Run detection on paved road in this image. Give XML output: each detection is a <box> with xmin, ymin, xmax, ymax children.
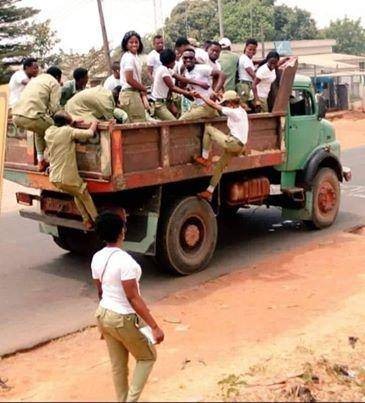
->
<box><xmin>0</xmin><ymin>147</ymin><xmax>364</xmax><ymax>356</ymax></box>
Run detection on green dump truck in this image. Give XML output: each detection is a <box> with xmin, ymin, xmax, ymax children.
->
<box><xmin>4</xmin><ymin>59</ymin><xmax>351</xmax><ymax>275</ymax></box>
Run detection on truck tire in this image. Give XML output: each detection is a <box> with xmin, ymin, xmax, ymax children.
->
<box><xmin>156</xmin><ymin>196</ymin><xmax>218</xmax><ymax>275</ymax></box>
<box><xmin>305</xmin><ymin>168</ymin><xmax>340</xmax><ymax>229</ymax></box>
<box><xmin>53</xmin><ymin>227</ymin><xmax>101</xmax><ymax>255</ymax></box>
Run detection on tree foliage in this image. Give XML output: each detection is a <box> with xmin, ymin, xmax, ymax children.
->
<box><xmin>31</xmin><ymin>19</ymin><xmax>60</xmax><ymax>66</ymax></box>
<box><xmin>162</xmin><ymin>0</ymin><xmax>319</xmax><ymax>44</ymax></box>
<box><xmin>322</xmin><ymin>17</ymin><xmax>365</xmax><ymax>55</ymax></box>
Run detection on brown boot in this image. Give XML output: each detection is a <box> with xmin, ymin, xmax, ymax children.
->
<box><xmin>37</xmin><ymin>160</ymin><xmax>49</xmax><ymax>172</ymax></box>
<box><xmin>193</xmin><ymin>156</ymin><xmax>211</xmax><ymax>168</ymax></box>
<box><xmin>197</xmin><ymin>190</ymin><xmax>213</xmax><ymax>202</ymax></box>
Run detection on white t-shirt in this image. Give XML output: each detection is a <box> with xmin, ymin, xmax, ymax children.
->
<box><xmin>238</xmin><ymin>54</ymin><xmax>255</xmax><ymax>82</ymax></box>
<box><xmin>208</xmin><ymin>59</ymin><xmax>222</xmax><ymax>71</ymax></box>
<box><xmin>103</xmin><ymin>74</ymin><xmax>120</xmax><ymax>91</ymax></box>
<box><xmin>194</xmin><ymin>48</ymin><xmax>209</xmax><ymax>64</ymax></box>
<box><xmin>151</xmin><ymin>65</ymin><xmax>173</xmax><ymax>100</ymax></box>
<box><xmin>185</xmin><ymin>64</ymin><xmax>213</xmax><ymax>106</ymax></box>
<box><xmin>91</xmin><ymin>247</ymin><xmax>142</xmax><ymax>315</ymax></box>
<box><xmin>147</xmin><ymin>49</ymin><xmax>162</xmax><ymax>76</ymax></box>
<box><xmin>221</xmin><ymin>106</ymin><xmax>249</xmax><ymax>144</ymax></box>
<box><xmin>9</xmin><ymin>70</ymin><xmax>29</xmax><ymax>108</ymax></box>
<box><xmin>256</xmin><ymin>63</ymin><xmax>276</xmax><ymax>99</ymax></box>
<box><xmin>120</xmin><ymin>52</ymin><xmax>142</xmax><ymax>90</ymax></box>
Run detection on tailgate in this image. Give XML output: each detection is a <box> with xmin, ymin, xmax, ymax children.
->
<box><xmin>5</xmin><ymin>120</ymin><xmax>112</xmax><ymax>180</ymax></box>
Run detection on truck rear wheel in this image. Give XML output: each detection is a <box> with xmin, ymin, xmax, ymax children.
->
<box><xmin>305</xmin><ymin>167</ymin><xmax>340</xmax><ymax>229</ymax></box>
<box><xmin>53</xmin><ymin>227</ymin><xmax>101</xmax><ymax>255</ymax></box>
<box><xmin>156</xmin><ymin>196</ymin><xmax>218</xmax><ymax>275</ymax></box>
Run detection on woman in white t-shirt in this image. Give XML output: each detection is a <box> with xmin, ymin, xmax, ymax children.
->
<box><xmin>92</xmin><ymin>212</ymin><xmax>164</xmax><ymax>402</ymax></box>
<box><xmin>253</xmin><ymin>51</ymin><xmax>289</xmax><ymax>113</ymax></box>
<box><xmin>119</xmin><ymin>31</ymin><xmax>148</xmax><ymax>123</ymax></box>
<box><xmin>237</xmin><ymin>38</ymin><xmax>258</xmax><ymax>105</ymax></box>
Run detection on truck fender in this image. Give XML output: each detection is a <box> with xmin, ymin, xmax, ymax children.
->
<box><xmin>303</xmin><ymin>149</ymin><xmax>343</xmax><ymax>188</ymax></box>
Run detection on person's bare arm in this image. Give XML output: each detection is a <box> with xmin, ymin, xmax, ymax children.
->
<box><xmin>147</xmin><ymin>66</ymin><xmax>154</xmax><ymax>82</ymax></box>
<box><xmin>125</xmin><ymin>70</ymin><xmax>147</xmax><ymax>92</ymax></box>
<box><xmin>211</xmin><ymin>70</ymin><xmax>226</xmax><ymax>93</ymax></box>
<box><xmin>192</xmin><ymin>91</ymin><xmax>222</xmax><ymax>112</ymax></box>
<box><xmin>122</xmin><ymin>279</ymin><xmax>164</xmax><ymax>343</ymax></box>
<box><xmin>173</xmin><ymin>73</ymin><xmax>210</xmax><ymax>90</ymax></box>
<box><xmin>252</xmin><ymin>77</ymin><xmax>261</xmax><ymax>103</ymax></box>
<box><xmin>94</xmin><ymin>279</ymin><xmax>103</xmax><ymax>300</ymax></box>
<box><xmin>163</xmin><ymin>76</ymin><xmax>193</xmax><ymax>98</ymax></box>
<box><xmin>71</xmin><ymin>121</ymin><xmax>98</xmax><ymax>141</ymax></box>
<box><xmin>245</xmin><ymin>67</ymin><xmax>256</xmax><ymax>81</ymax></box>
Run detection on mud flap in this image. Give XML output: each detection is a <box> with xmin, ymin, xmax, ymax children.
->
<box><xmin>282</xmin><ymin>190</ymin><xmax>313</xmax><ymax>221</ymax></box>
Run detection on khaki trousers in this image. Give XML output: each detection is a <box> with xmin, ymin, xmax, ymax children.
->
<box><xmin>179</xmin><ymin>104</ymin><xmax>219</xmax><ymax>120</ymax></box>
<box><xmin>203</xmin><ymin>125</ymin><xmax>245</xmax><ymax>188</ymax></box>
<box><xmin>119</xmin><ymin>90</ymin><xmax>146</xmax><ymax>123</ymax></box>
<box><xmin>13</xmin><ymin>114</ymin><xmax>54</xmax><ymax>157</ymax></box>
<box><xmin>259</xmin><ymin>97</ymin><xmax>269</xmax><ymax>113</ymax></box>
<box><xmin>154</xmin><ymin>101</ymin><xmax>176</xmax><ymax>121</ymax></box>
<box><xmin>96</xmin><ymin>307</ymin><xmax>156</xmax><ymax>402</ymax></box>
<box><xmin>236</xmin><ymin>81</ymin><xmax>252</xmax><ymax>104</ymax></box>
<box><xmin>52</xmin><ymin>182</ymin><xmax>98</xmax><ymax>223</ymax></box>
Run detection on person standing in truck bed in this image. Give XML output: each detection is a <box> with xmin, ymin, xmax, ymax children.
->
<box><xmin>146</xmin><ymin>34</ymin><xmax>165</xmax><ymax>81</ymax></box>
<box><xmin>9</xmin><ymin>57</ymin><xmax>39</xmax><ymax>109</ymax></box>
<box><xmin>218</xmin><ymin>38</ymin><xmax>238</xmax><ymax>92</ymax></box>
<box><xmin>119</xmin><ymin>31</ymin><xmax>148</xmax><ymax>123</ymax></box>
<box><xmin>193</xmin><ymin>90</ymin><xmax>249</xmax><ymax>202</ymax></box>
<box><xmin>45</xmin><ymin>111</ymin><xmax>98</xmax><ymax>230</ymax></box>
<box><xmin>12</xmin><ymin>66</ymin><xmax>62</xmax><ymax>172</ymax></box>
<box><xmin>103</xmin><ymin>61</ymin><xmax>121</xmax><ymax>92</ymax></box>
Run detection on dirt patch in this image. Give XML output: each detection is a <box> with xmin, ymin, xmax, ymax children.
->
<box><xmin>332</xmin><ymin>111</ymin><xmax>365</xmax><ymax>150</ymax></box>
<box><xmin>348</xmin><ymin>225</ymin><xmax>365</xmax><ymax>236</ymax></box>
<box><xmin>1</xmin><ymin>231</ymin><xmax>365</xmax><ymax>402</ymax></box>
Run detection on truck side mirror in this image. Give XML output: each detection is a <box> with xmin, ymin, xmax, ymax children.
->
<box><xmin>316</xmin><ymin>94</ymin><xmax>327</xmax><ymax>120</ymax></box>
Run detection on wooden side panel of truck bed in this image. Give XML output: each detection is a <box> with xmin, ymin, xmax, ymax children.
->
<box><xmin>4</xmin><ymin>113</ymin><xmax>285</xmax><ymax>193</ymax></box>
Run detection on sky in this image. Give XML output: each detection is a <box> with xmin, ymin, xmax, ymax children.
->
<box><xmin>21</xmin><ymin>0</ymin><xmax>364</xmax><ymax>53</ymax></box>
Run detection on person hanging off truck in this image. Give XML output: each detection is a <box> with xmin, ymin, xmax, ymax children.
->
<box><xmin>193</xmin><ymin>90</ymin><xmax>249</xmax><ymax>202</ymax></box>
<box><xmin>12</xmin><ymin>66</ymin><xmax>62</xmax><ymax>172</ymax></box>
<box><xmin>44</xmin><ymin>111</ymin><xmax>99</xmax><ymax>230</ymax></box>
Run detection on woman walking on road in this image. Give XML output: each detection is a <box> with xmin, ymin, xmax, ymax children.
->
<box><xmin>91</xmin><ymin>211</ymin><xmax>164</xmax><ymax>402</ymax></box>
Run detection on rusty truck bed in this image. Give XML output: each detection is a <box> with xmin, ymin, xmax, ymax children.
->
<box><xmin>4</xmin><ymin>112</ymin><xmax>286</xmax><ymax>193</ymax></box>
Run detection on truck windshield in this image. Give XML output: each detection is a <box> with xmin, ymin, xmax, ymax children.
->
<box><xmin>289</xmin><ymin>90</ymin><xmax>314</xmax><ymax>116</ymax></box>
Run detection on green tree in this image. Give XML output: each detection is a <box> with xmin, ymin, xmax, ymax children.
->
<box><xmin>274</xmin><ymin>5</ymin><xmax>318</xmax><ymax>40</ymax></box>
<box><xmin>31</xmin><ymin>19</ymin><xmax>60</xmax><ymax>66</ymax></box>
<box><xmin>162</xmin><ymin>0</ymin><xmax>319</xmax><ymax>46</ymax></box>
<box><xmin>322</xmin><ymin>17</ymin><xmax>365</xmax><ymax>55</ymax></box>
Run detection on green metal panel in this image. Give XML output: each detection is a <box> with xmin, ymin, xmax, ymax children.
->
<box><xmin>123</xmin><ymin>213</ymin><xmax>158</xmax><ymax>255</ymax></box>
<box><xmin>282</xmin><ymin>191</ymin><xmax>313</xmax><ymax>221</ymax></box>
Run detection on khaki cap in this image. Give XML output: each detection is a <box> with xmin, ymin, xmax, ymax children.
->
<box><xmin>219</xmin><ymin>90</ymin><xmax>240</xmax><ymax>104</ymax></box>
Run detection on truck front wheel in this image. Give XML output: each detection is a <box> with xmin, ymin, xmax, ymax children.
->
<box><xmin>156</xmin><ymin>196</ymin><xmax>218</xmax><ymax>275</ymax></box>
<box><xmin>306</xmin><ymin>167</ymin><xmax>340</xmax><ymax>229</ymax></box>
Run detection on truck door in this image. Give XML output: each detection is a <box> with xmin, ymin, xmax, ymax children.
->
<box><xmin>286</xmin><ymin>88</ymin><xmax>320</xmax><ymax>170</ymax></box>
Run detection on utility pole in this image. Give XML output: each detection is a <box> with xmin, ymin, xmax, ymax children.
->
<box><xmin>96</xmin><ymin>0</ymin><xmax>112</xmax><ymax>74</ymax></box>
<box><xmin>217</xmin><ymin>0</ymin><xmax>224</xmax><ymax>37</ymax></box>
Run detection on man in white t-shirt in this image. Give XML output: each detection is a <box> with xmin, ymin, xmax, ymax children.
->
<box><xmin>147</xmin><ymin>34</ymin><xmax>164</xmax><ymax>81</ymax></box>
<box><xmin>179</xmin><ymin>49</ymin><xmax>226</xmax><ymax>120</ymax></box>
<box><xmin>193</xmin><ymin>90</ymin><xmax>249</xmax><ymax>202</ymax></box>
<box><xmin>103</xmin><ymin>61</ymin><xmax>120</xmax><ymax>92</ymax></box>
<box><xmin>206</xmin><ymin>41</ymin><xmax>222</xmax><ymax>71</ymax></box>
<box><xmin>9</xmin><ymin>57</ymin><xmax>39</xmax><ymax>108</ymax></box>
<box><xmin>188</xmin><ymin>37</ymin><xmax>209</xmax><ymax>64</ymax></box>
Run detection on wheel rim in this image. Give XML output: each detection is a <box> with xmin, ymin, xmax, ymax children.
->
<box><xmin>180</xmin><ymin>216</ymin><xmax>205</xmax><ymax>252</ymax></box>
<box><xmin>317</xmin><ymin>181</ymin><xmax>337</xmax><ymax>214</ymax></box>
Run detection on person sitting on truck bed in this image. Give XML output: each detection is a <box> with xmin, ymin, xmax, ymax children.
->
<box><xmin>60</xmin><ymin>68</ymin><xmax>89</xmax><ymax>107</ymax></box>
<box><xmin>252</xmin><ymin>51</ymin><xmax>289</xmax><ymax>113</ymax></box>
<box><xmin>193</xmin><ymin>90</ymin><xmax>248</xmax><ymax>202</ymax></box>
<box><xmin>12</xmin><ymin>66</ymin><xmax>62</xmax><ymax>172</ymax></box>
<box><xmin>9</xmin><ymin>57</ymin><xmax>39</xmax><ymax>109</ymax></box>
<box><xmin>152</xmin><ymin>49</ymin><xmax>212</xmax><ymax>121</ymax></box>
<box><xmin>179</xmin><ymin>49</ymin><xmax>226</xmax><ymax>120</ymax></box>
<box><xmin>45</xmin><ymin>111</ymin><xmax>99</xmax><ymax>230</ymax></box>
<box><xmin>65</xmin><ymin>85</ymin><xmax>127</xmax><ymax>123</ymax></box>
<box><xmin>103</xmin><ymin>61</ymin><xmax>121</xmax><ymax>92</ymax></box>
<box><xmin>119</xmin><ymin>31</ymin><xmax>148</xmax><ymax>123</ymax></box>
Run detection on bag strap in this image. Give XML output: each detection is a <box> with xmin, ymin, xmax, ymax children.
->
<box><xmin>100</xmin><ymin>250</ymin><xmax>119</xmax><ymax>284</ymax></box>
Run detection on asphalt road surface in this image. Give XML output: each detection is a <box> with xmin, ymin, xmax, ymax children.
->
<box><xmin>0</xmin><ymin>147</ymin><xmax>364</xmax><ymax>356</ymax></box>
